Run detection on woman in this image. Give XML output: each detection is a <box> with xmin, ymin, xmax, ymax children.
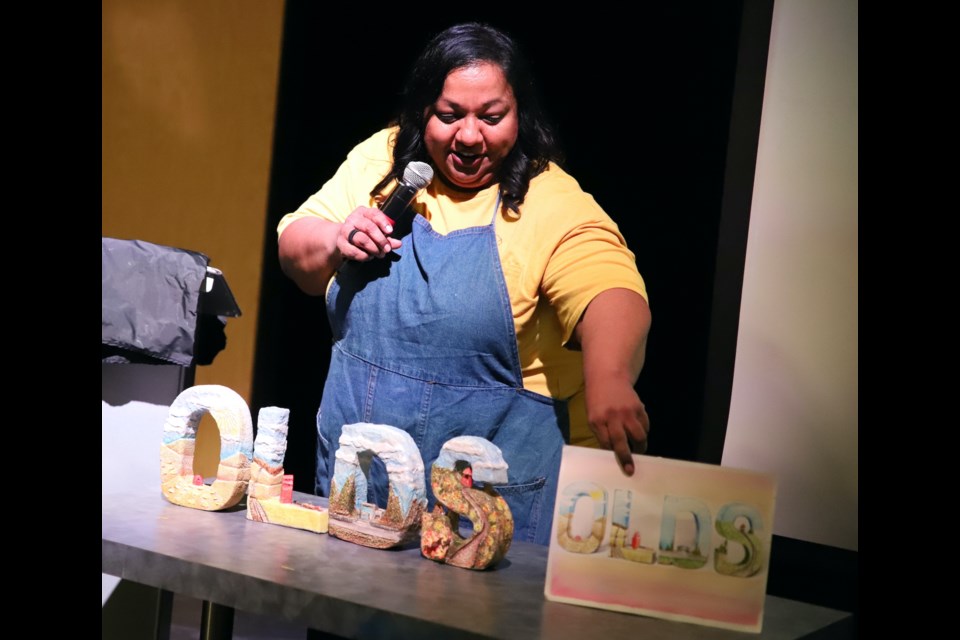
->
<box><xmin>278</xmin><ymin>23</ymin><xmax>650</xmax><ymax>545</ymax></box>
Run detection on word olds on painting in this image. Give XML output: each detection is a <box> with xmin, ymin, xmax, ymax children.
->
<box><xmin>544</xmin><ymin>446</ymin><xmax>776</xmax><ymax>633</ymax></box>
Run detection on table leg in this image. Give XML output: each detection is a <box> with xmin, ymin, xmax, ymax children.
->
<box><xmin>200</xmin><ymin>600</ymin><xmax>235</xmax><ymax>640</ymax></box>
<box><xmin>153</xmin><ymin>588</ymin><xmax>173</xmax><ymax>640</ymax></box>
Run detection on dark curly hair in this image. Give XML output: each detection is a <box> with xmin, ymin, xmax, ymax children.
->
<box><xmin>371</xmin><ymin>23</ymin><xmax>562</xmax><ymax>214</ymax></box>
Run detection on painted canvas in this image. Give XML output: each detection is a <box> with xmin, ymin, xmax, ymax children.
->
<box><xmin>544</xmin><ymin>446</ymin><xmax>776</xmax><ymax>633</ymax></box>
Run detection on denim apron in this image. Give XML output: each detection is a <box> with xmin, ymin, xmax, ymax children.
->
<box><xmin>317</xmin><ymin>202</ymin><xmax>567</xmax><ymax>545</ymax></box>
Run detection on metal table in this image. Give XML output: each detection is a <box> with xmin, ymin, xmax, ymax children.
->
<box><xmin>102</xmin><ymin>491</ymin><xmax>852</xmax><ymax>639</ymax></box>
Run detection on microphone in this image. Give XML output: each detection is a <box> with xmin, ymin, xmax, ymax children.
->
<box><xmin>379</xmin><ymin>162</ymin><xmax>434</xmax><ymax>234</ymax></box>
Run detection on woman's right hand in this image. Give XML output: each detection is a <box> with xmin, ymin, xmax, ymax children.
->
<box><xmin>338</xmin><ymin>207</ymin><xmax>402</xmax><ymax>262</ymax></box>
<box><xmin>279</xmin><ymin>208</ymin><xmax>403</xmax><ymax>296</ymax></box>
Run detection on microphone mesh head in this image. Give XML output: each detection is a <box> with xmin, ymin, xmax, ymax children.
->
<box><xmin>403</xmin><ymin>161</ymin><xmax>434</xmax><ymax>190</ymax></box>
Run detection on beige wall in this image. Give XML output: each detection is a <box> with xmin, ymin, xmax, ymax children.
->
<box><xmin>722</xmin><ymin>0</ymin><xmax>858</xmax><ymax>550</ymax></box>
<box><xmin>103</xmin><ymin>0</ymin><xmax>285</xmax><ymax>472</ymax></box>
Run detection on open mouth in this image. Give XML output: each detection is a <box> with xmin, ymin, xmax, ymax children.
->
<box><xmin>453</xmin><ymin>151</ymin><xmax>481</xmax><ymax>164</ymax></box>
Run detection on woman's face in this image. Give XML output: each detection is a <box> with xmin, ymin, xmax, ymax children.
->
<box><xmin>424</xmin><ymin>63</ymin><xmax>519</xmax><ymax>190</ymax></box>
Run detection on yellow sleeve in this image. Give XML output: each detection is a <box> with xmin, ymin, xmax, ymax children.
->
<box><xmin>536</xmin><ymin>177</ymin><xmax>648</xmax><ymax>346</ymax></box>
<box><xmin>276</xmin><ymin>129</ymin><xmax>396</xmax><ymax>239</ymax></box>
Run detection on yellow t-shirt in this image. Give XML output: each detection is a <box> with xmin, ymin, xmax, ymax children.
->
<box><xmin>278</xmin><ymin>128</ymin><xmax>647</xmax><ymax>446</ymax></box>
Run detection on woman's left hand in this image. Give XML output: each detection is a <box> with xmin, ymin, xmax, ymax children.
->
<box><xmin>575</xmin><ymin>288</ymin><xmax>652</xmax><ymax>476</ymax></box>
<box><xmin>585</xmin><ymin>375</ymin><xmax>649</xmax><ymax>474</ymax></box>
